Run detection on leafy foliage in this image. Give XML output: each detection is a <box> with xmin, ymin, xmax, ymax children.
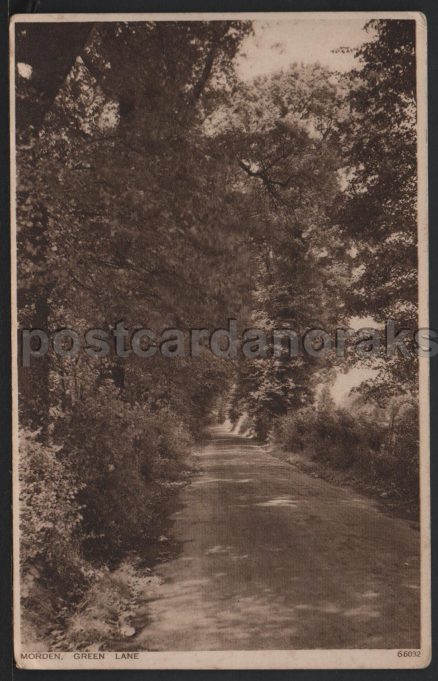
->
<box><xmin>337</xmin><ymin>19</ymin><xmax>418</xmax><ymax>399</ymax></box>
<box><xmin>61</xmin><ymin>386</ymin><xmax>193</xmax><ymax>561</ymax></box>
<box><xmin>15</xmin><ymin>18</ymin><xmax>420</xmax><ymax>647</ymax></box>
<box><xmin>19</xmin><ymin>428</ymin><xmax>84</xmax><ymax>577</ymax></box>
<box><xmin>272</xmin><ymin>395</ymin><xmax>418</xmax><ymax>501</ymax></box>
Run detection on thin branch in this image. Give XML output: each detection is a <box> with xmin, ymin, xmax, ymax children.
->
<box><xmin>193</xmin><ymin>41</ymin><xmax>217</xmax><ymax>101</ymax></box>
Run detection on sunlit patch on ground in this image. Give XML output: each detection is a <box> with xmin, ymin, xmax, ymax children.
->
<box><xmin>344</xmin><ymin>604</ymin><xmax>380</xmax><ymax>618</ymax></box>
<box><xmin>256</xmin><ymin>496</ymin><xmax>299</xmax><ymax>508</ymax></box>
<box><xmin>192</xmin><ymin>477</ymin><xmax>254</xmax><ymax>485</ymax></box>
<box><xmin>205</xmin><ymin>545</ymin><xmax>233</xmax><ymax>555</ymax></box>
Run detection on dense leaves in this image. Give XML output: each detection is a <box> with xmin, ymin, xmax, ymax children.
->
<box><xmin>15</xmin><ymin>19</ymin><xmax>420</xmax><ymax>646</ymax></box>
<box><xmin>336</xmin><ymin>20</ymin><xmax>418</xmax><ymax>399</ymax></box>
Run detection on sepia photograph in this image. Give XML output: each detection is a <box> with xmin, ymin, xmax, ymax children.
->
<box><xmin>10</xmin><ymin>11</ymin><xmax>430</xmax><ymax>669</ymax></box>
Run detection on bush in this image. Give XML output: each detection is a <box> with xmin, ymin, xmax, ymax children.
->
<box><xmin>19</xmin><ymin>428</ymin><xmax>91</xmax><ymax>646</ymax></box>
<box><xmin>19</xmin><ymin>386</ymin><xmax>195</xmax><ymax>644</ymax></box>
<box><xmin>19</xmin><ymin>428</ymin><xmax>86</xmax><ymax>584</ymax></box>
<box><xmin>272</xmin><ymin>406</ymin><xmax>315</xmax><ymax>451</ymax></box>
<box><xmin>272</xmin><ymin>396</ymin><xmax>419</xmax><ymax>501</ymax></box>
<box><xmin>59</xmin><ymin>386</ymin><xmax>193</xmax><ymax>562</ymax></box>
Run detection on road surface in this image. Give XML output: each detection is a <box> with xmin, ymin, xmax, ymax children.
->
<box><xmin>133</xmin><ymin>424</ymin><xmax>421</xmax><ymax>650</ymax></box>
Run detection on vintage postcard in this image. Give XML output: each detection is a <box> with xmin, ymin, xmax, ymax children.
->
<box><xmin>10</xmin><ymin>11</ymin><xmax>430</xmax><ymax>669</ymax></box>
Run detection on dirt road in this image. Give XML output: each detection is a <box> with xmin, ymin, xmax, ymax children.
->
<box><xmin>133</xmin><ymin>425</ymin><xmax>421</xmax><ymax>650</ymax></box>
